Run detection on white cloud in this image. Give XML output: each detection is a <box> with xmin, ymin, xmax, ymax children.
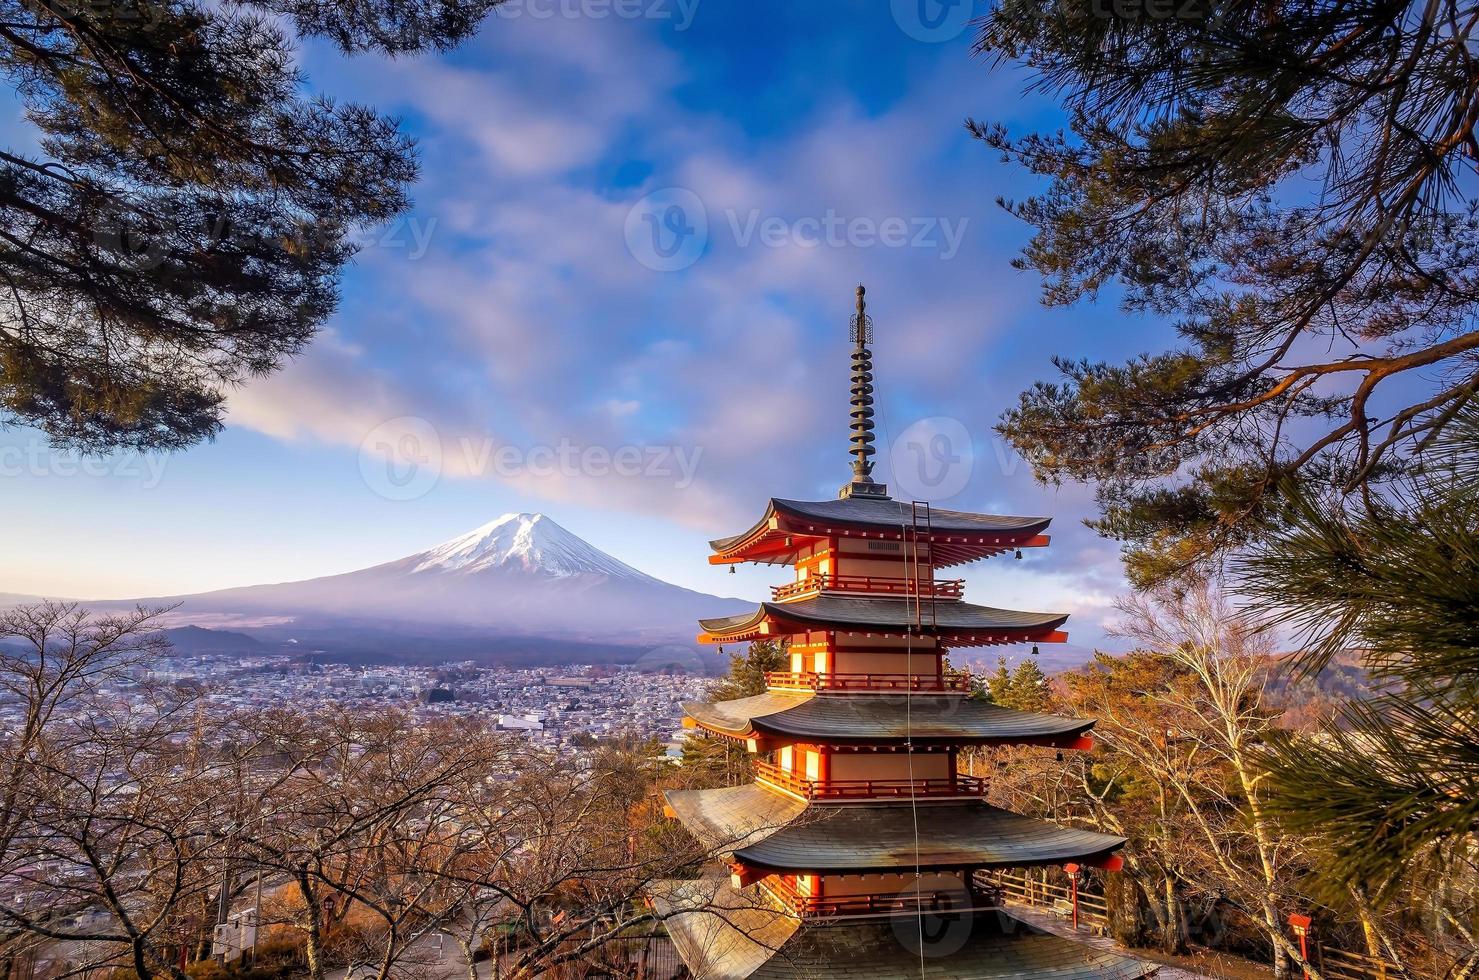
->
<box><xmin>224</xmin><ymin>29</ymin><xmax>1136</xmax><ymax>639</ymax></box>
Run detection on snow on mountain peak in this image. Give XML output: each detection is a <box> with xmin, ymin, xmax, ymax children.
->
<box><xmin>410</xmin><ymin>513</ymin><xmax>653</xmax><ymax>580</ymax></box>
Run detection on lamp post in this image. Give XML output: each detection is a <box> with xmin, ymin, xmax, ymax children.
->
<box><xmin>1063</xmin><ymin>864</ymin><xmax>1080</xmax><ymax>931</ymax></box>
<box><xmin>1288</xmin><ymin>913</ymin><xmax>1313</xmax><ymax>979</ymax></box>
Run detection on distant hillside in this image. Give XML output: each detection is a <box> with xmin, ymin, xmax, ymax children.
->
<box><xmin>63</xmin><ymin>513</ymin><xmax>748</xmax><ymax>667</ymax></box>
<box><xmin>0</xmin><ymin>592</ymin><xmax>49</xmax><ymax>607</ymax></box>
<box><xmin>159</xmin><ymin>626</ymin><xmax>269</xmax><ymax>656</ymax></box>
<box><xmin>1048</xmin><ymin>649</ymin><xmax>1382</xmax><ymax>733</ymax></box>
<box><xmin>247</xmin><ymin>621</ymin><xmax>711</xmax><ymax>670</ymax></box>
<box><xmin>1260</xmin><ymin>650</ymin><xmax>1383</xmax><ymax>731</ymax></box>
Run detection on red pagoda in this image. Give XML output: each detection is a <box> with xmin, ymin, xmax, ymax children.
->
<box><xmin>653</xmin><ymin>287</ymin><xmax>1152</xmax><ymax>978</ymax></box>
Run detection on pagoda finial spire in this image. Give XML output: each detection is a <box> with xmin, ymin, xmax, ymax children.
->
<box><xmin>840</xmin><ymin>284</ymin><xmax>889</xmax><ymax>500</ymax></box>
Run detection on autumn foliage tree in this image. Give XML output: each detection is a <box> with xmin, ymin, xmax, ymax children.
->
<box><xmin>0</xmin><ymin>605</ymin><xmax>780</xmax><ymax>980</ymax></box>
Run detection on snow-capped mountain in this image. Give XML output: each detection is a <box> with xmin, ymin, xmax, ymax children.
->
<box><xmin>114</xmin><ymin>514</ymin><xmax>748</xmax><ymax>656</ymax></box>
<box><xmin>409</xmin><ymin>513</ymin><xmax>653</xmax><ymax>580</ymax></box>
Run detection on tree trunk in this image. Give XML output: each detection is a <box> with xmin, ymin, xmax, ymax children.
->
<box><xmin>373</xmin><ymin>924</ymin><xmax>397</xmax><ymax>980</ymax></box>
<box><xmin>1226</xmin><ymin>717</ymin><xmax>1319</xmax><ymax>980</ymax></box>
<box><xmin>1159</xmin><ymin>876</ymin><xmax>1187</xmax><ymax>954</ymax></box>
<box><xmin>1349</xmin><ymin>887</ymin><xmax>1404</xmax><ymax>979</ymax></box>
<box><xmin>296</xmin><ymin>867</ymin><xmax>327</xmax><ymax>980</ymax></box>
<box><xmin>130</xmin><ymin>937</ymin><xmax>154</xmax><ymax>980</ymax></box>
<box><xmin>1262</xmin><ymin>900</ymin><xmax>1289</xmax><ymax>980</ymax></box>
<box><xmin>1358</xmin><ymin>913</ymin><xmax>1388</xmax><ymax>980</ymax></box>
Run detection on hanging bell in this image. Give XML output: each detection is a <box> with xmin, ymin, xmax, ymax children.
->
<box><xmin>1031</xmin><ymin>644</ymin><xmax>1040</xmax><ymax>656</ymax></box>
<box><xmin>1015</xmin><ymin>549</ymin><xmax>1023</xmax><ymax>560</ymax></box>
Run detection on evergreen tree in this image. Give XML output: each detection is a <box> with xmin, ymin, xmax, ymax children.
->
<box><xmin>678</xmin><ymin>640</ymin><xmax>787</xmax><ymax>786</ymax></box>
<box><xmin>1008</xmin><ymin>659</ymin><xmax>1051</xmax><ymax>713</ymax></box>
<box><xmin>976</xmin><ymin>0</ymin><xmax>1479</xmax><ymax>586</ymax></box>
<box><xmin>985</xmin><ymin>657</ymin><xmax>1014</xmax><ymax>705</ymax></box>
<box><xmin>984</xmin><ymin>657</ymin><xmax>1052</xmax><ymax>711</ymax></box>
<box><xmin>706</xmin><ymin>639</ymin><xmax>787</xmax><ymax>701</ymax></box>
<box><xmin>1244</xmin><ymin>408</ymin><xmax>1479</xmax><ymax>902</ymax></box>
<box><xmin>0</xmin><ymin>0</ymin><xmax>502</xmax><ymax>450</ymax></box>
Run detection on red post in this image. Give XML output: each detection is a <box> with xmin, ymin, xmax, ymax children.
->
<box><xmin>1288</xmin><ymin>913</ymin><xmax>1312</xmax><ymax>979</ymax></box>
<box><xmin>1064</xmin><ymin>863</ymin><xmax>1080</xmax><ymax>930</ymax></box>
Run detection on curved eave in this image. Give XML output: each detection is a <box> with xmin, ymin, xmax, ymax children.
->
<box><xmin>681</xmin><ymin>692</ymin><xmax>812</xmax><ymax>742</ymax></box>
<box><xmin>684</xmin><ymin>692</ymin><xmax>1097</xmax><ymax>749</ymax></box>
<box><xmin>664</xmin><ymin>784</ymin><xmax>808</xmax><ymax>855</ymax></box>
<box><xmin>749</xmin><ymin>700</ymin><xmax>1095</xmax><ymax>748</ymax></box>
<box><xmin>652</xmin><ymin>880</ymin><xmax>1154</xmax><ymax>980</ymax></box>
<box><xmin>697</xmin><ymin>600</ymin><xmax>1069</xmax><ymax>648</ymax></box>
<box><xmin>736</xmin><ymin>845</ymin><xmax>1127</xmax><ymax>879</ymax></box>
<box><xmin>707</xmin><ymin>498</ymin><xmax>1053</xmax><ymax>568</ymax></box>
<box><xmin>731</xmin><ymin>802</ymin><xmax>1128</xmax><ymax>876</ymax></box>
<box><xmin>707</xmin><ymin>500</ymin><xmax>786</xmax><ymax>557</ymax></box>
<box><xmin>668</xmin><ymin>786</ymin><xmax>1127</xmax><ymax>876</ymax></box>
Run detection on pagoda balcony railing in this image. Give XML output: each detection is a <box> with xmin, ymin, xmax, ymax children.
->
<box><xmin>761</xmin><ymin>875</ymin><xmax>998</xmax><ymax>918</ymax></box>
<box><xmin>765</xmin><ymin>670</ymin><xmax>972</xmax><ymax>694</ymax></box>
<box><xmin>771</xmin><ymin>574</ymin><xmax>965</xmax><ymax>602</ymax></box>
<box><xmin>754</xmin><ymin>760</ymin><xmax>987</xmax><ymax>801</ymax></box>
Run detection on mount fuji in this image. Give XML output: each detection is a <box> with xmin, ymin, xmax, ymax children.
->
<box><xmin>101</xmin><ymin>514</ymin><xmax>749</xmax><ymax>665</ymax></box>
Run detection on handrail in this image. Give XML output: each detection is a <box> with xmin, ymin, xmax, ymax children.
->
<box><xmin>754</xmin><ymin>760</ymin><xmax>987</xmax><ymax>801</ymax></box>
<box><xmin>761</xmin><ymin>875</ymin><xmax>996</xmax><ymax>918</ymax></box>
<box><xmin>765</xmin><ymin>670</ymin><xmax>972</xmax><ymax>693</ymax></box>
<box><xmin>977</xmin><ymin>870</ymin><xmax>1109</xmax><ymax>927</ymax></box>
<box><xmin>771</xmin><ymin>574</ymin><xmax>965</xmax><ymax>602</ymax></box>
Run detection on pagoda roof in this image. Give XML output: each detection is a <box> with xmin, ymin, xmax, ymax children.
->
<box><xmin>683</xmin><ymin>691</ymin><xmax>1093</xmax><ymax>747</ymax></box>
<box><xmin>665</xmin><ymin>783</ymin><xmax>809</xmax><ymax>854</ymax></box>
<box><xmin>652</xmin><ymin>878</ymin><xmax>1153</xmax><ymax>979</ymax></box>
<box><xmin>665</xmin><ymin>785</ymin><xmax>1127</xmax><ymax>873</ymax></box>
<box><xmin>648</xmin><ymin>876</ymin><xmax>798</xmax><ymax>979</ymax></box>
<box><xmin>708</xmin><ymin>497</ymin><xmax>1051</xmax><ymax>568</ymax></box>
<box><xmin>697</xmin><ymin>596</ymin><xmax>1068</xmax><ymax>647</ymax></box>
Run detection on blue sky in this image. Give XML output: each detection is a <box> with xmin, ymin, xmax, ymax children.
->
<box><xmin>0</xmin><ymin>0</ymin><xmax>1172</xmax><ymax>652</ymax></box>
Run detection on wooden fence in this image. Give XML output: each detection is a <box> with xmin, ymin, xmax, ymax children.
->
<box><xmin>1308</xmin><ymin>944</ymin><xmax>1407</xmax><ymax>980</ymax></box>
<box><xmin>974</xmin><ymin>868</ymin><xmax>1111</xmax><ymax>934</ymax></box>
<box><xmin>981</xmin><ymin>870</ymin><xmax>1408</xmax><ymax>980</ymax></box>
